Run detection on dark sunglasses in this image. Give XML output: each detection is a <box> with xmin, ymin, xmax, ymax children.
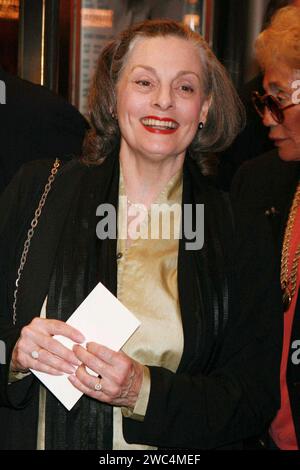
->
<box><xmin>252</xmin><ymin>91</ymin><xmax>296</xmax><ymax>124</ymax></box>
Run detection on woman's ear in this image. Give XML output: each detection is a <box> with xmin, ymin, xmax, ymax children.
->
<box><xmin>199</xmin><ymin>96</ymin><xmax>212</xmax><ymax>125</ymax></box>
<box><xmin>109</xmin><ymin>106</ymin><xmax>118</xmax><ymax>120</ymax></box>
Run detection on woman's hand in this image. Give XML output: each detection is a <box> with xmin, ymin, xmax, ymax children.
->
<box><xmin>69</xmin><ymin>342</ymin><xmax>144</xmax><ymax>409</ymax></box>
<box><xmin>10</xmin><ymin>317</ymin><xmax>85</xmax><ymax>375</ymax></box>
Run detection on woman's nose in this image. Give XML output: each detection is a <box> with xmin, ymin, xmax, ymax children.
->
<box><xmin>152</xmin><ymin>85</ymin><xmax>174</xmax><ymax>110</ymax></box>
<box><xmin>262</xmin><ymin>106</ymin><xmax>278</xmax><ymax>127</ymax></box>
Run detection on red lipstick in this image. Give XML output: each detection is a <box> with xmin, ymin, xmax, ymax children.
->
<box><xmin>140</xmin><ymin>116</ymin><xmax>179</xmax><ymax>134</ymax></box>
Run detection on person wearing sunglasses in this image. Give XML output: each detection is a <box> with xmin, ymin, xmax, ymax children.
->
<box><xmin>232</xmin><ymin>5</ymin><xmax>300</xmax><ymax>450</ymax></box>
<box><xmin>217</xmin><ymin>0</ymin><xmax>300</xmax><ymax>191</ymax></box>
<box><xmin>251</xmin><ymin>91</ymin><xmax>298</xmax><ymax>127</ymax></box>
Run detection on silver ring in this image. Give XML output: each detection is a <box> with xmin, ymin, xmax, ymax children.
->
<box><xmin>94</xmin><ymin>381</ymin><xmax>102</xmax><ymax>392</ymax></box>
<box><xmin>31</xmin><ymin>350</ymin><xmax>39</xmax><ymax>360</ymax></box>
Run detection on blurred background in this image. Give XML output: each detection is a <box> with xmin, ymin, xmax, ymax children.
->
<box><xmin>0</xmin><ymin>0</ymin><xmax>270</xmax><ymax>114</ymax></box>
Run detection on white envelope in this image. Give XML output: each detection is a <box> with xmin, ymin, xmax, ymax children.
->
<box><xmin>31</xmin><ymin>282</ymin><xmax>140</xmax><ymax>410</ymax></box>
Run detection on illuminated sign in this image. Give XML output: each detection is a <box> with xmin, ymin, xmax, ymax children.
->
<box><xmin>0</xmin><ymin>0</ymin><xmax>19</xmax><ymax>20</ymax></box>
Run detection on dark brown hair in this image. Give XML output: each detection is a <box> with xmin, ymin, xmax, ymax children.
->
<box><xmin>82</xmin><ymin>20</ymin><xmax>245</xmax><ymax>174</ymax></box>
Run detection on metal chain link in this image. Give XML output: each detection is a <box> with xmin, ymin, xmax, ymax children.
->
<box><xmin>12</xmin><ymin>159</ymin><xmax>61</xmax><ymax>325</ymax></box>
<box><xmin>280</xmin><ymin>181</ymin><xmax>300</xmax><ymax>310</ymax></box>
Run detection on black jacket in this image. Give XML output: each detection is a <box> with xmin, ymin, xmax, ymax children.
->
<box><xmin>231</xmin><ymin>149</ymin><xmax>300</xmax><ymax>448</ymax></box>
<box><xmin>0</xmin><ymin>154</ymin><xmax>281</xmax><ymax>449</ymax></box>
<box><xmin>0</xmin><ymin>67</ymin><xmax>88</xmax><ymax>193</ymax></box>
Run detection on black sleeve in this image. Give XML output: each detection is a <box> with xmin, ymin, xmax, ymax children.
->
<box><xmin>123</xmin><ymin>189</ymin><xmax>282</xmax><ymax>449</ymax></box>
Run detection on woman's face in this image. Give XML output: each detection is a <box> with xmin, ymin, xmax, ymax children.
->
<box><xmin>116</xmin><ymin>36</ymin><xmax>210</xmax><ymax>163</ymax></box>
<box><xmin>262</xmin><ymin>64</ymin><xmax>300</xmax><ymax>161</ymax></box>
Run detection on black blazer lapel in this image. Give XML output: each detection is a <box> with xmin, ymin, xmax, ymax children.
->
<box><xmin>263</xmin><ymin>158</ymin><xmax>299</xmax><ymax>247</ymax></box>
<box><xmin>177</xmin><ymin>158</ymin><xmax>233</xmax><ymax>374</ymax></box>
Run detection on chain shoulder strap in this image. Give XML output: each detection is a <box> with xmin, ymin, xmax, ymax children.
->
<box><xmin>12</xmin><ymin>158</ymin><xmax>61</xmax><ymax>325</ymax></box>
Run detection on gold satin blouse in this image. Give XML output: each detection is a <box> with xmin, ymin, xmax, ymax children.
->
<box><xmin>113</xmin><ymin>167</ymin><xmax>184</xmax><ymax>450</ymax></box>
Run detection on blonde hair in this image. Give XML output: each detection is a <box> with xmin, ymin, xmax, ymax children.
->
<box><xmin>255</xmin><ymin>6</ymin><xmax>300</xmax><ymax>70</ymax></box>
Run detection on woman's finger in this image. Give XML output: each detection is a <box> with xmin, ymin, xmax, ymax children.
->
<box><xmin>12</xmin><ymin>336</ymin><xmax>76</xmax><ymax>375</ymax></box>
<box><xmin>36</xmin><ymin>349</ymin><xmax>77</xmax><ymax>374</ymax></box>
<box><xmin>74</xmin><ymin>344</ymin><xmax>135</xmax><ymax>386</ymax></box>
<box><xmin>24</xmin><ymin>329</ymin><xmax>81</xmax><ymax>366</ymax></box>
<box><xmin>75</xmin><ymin>364</ymin><xmax>103</xmax><ymax>390</ymax></box>
<box><xmin>68</xmin><ymin>374</ymin><xmax>111</xmax><ymax>402</ymax></box>
<box><xmin>86</xmin><ymin>343</ymin><xmax>135</xmax><ymax>385</ymax></box>
<box><xmin>73</xmin><ymin>344</ymin><xmax>107</xmax><ymax>376</ymax></box>
<box><xmin>86</xmin><ymin>342</ymin><xmax>116</xmax><ymax>365</ymax></box>
<box><xmin>31</xmin><ymin>318</ymin><xmax>85</xmax><ymax>344</ymax></box>
<box><xmin>13</xmin><ymin>349</ymin><xmax>64</xmax><ymax>376</ymax></box>
<box><xmin>74</xmin><ymin>364</ymin><xmax>120</xmax><ymax>396</ymax></box>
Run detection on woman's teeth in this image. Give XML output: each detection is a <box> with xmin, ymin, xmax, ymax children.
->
<box><xmin>141</xmin><ymin>118</ymin><xmax>178</xmax><ymax>129</ymax></box>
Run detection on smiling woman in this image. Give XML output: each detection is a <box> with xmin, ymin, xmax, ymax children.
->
<box><xmin>114</xmin><ymin>35</ymin><xmax>210</xmax><ymax>195</ymax></box>
<box><xmin>0</xmin><ymin>19</ymin><xmax>281</xmax><ymax>451</ymax></box>
<box><xmin>83</xmin><ymin>20</ymin><xmax>245</xmax><ymax>174</ymax></box>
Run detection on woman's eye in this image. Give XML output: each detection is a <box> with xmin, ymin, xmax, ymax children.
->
<box><xmin>135</xmin><ymin>80</ymin><xmax>152</xmax><ymax>87</ymax></box>
<box><xmin>179</xmin><ymin>84</ymin><xmax>194</xmax><ymax>93</ymax></box>
<box><xmin>276</xmin><ymin>94</ymin><xmax>289</xmax><ymax>105</ymax></box>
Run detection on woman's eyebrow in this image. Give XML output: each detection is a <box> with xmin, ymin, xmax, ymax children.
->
<box><xmin>130</xmin><ymin>65</ymin><xmax>200</xmax><ymax>81</ymax></box>
<box><xmin>130</xmin><ymin>65</ymin><xmax>156</xmax><ymax>73</ymax></box>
